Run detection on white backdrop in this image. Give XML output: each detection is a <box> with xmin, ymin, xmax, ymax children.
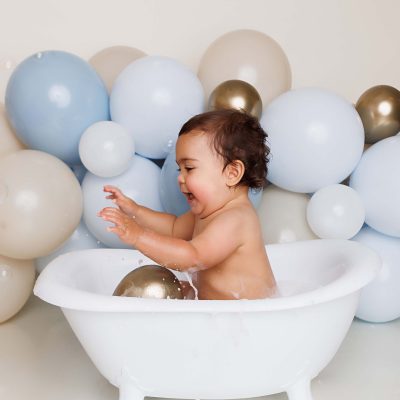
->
<box><xmin>0</xmin><ymin>0</ymin><xmax>399</xmax><ymax>103</ymax></box>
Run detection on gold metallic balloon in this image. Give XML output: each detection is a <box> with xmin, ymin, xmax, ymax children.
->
<box><xmin>113</xmin><ymin>264</ymin><xmax>183</xmax><ymax>299</ymax></box>
<box><xmin>356</xmin><ymin>85</ymin><xmax>400</xmax><ymax>144</ymax></box>
<box><xmin>208</xmin><ymin>79</ymin><xmax>263</xmax><ymax>119</ymax></box>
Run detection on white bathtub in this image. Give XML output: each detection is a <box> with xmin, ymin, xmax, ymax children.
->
<box><xmin>34</xmin><ymin>239</ymin><xmax>380</xmax><ymax>400</ymax></box>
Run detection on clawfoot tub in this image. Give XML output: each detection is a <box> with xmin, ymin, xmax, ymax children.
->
<box><xmin>34</xmin><ymin>239</ymin><xmax>380</xmax><ymax>400</ymax></box>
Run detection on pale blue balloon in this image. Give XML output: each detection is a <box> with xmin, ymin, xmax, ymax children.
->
<box><xmin>5</xmin><ymin>50</ymin><xmax>109</xmax><ymax>165</ymax></box>
<box><xmin>159</xmin><ymin>147</ymin><xmax>263</xmax><ymax>216</ymax></box>
<box><xmin>82</xmin><ymin>155</ymin><xmax>163</xmax><ymax>248</ymax></box>
<box><xmin>159</xmin><ymin>148</ymin><xmax>189</xmax><ymax>216</ymax></box>
<box><xmin>110</xmin><ymin>56</ymin><xmax>204</xmax><ymax>159</ymax></box>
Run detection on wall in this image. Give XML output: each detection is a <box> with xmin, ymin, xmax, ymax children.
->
<box><xmin>0</xmin><ymin>0</ymin><xmax>399</xmax><ymax>102</ymax></box>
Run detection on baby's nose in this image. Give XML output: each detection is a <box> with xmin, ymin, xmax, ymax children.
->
<box><xmin>177</xmin><ymin>172</ymin><xmax>185</xmax><ymax>184</ymax></box>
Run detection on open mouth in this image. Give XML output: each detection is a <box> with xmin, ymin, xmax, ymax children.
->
<box><xmin>183</xmin><ymin>192</ymin><xmax>194</xmax><ymax>201</ymax></box>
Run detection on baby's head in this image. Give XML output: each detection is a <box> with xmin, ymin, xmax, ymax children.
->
<box><xmin>178</xmin><ymin>109</ymin><xmax>270</xmax><ymax>190</ymax></box>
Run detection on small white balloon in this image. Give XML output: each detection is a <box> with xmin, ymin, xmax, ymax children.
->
<box><xmin>352</xmin><ymin>225</ymin><xmax>400</xmax><ymax>323</ymax></box>
<box><xmin>79</xmin><ymin>121</ymin><xmax>134</xmax><ymax>177</ymax></box>
<box><xmin>307</xmin><ymin>184</ymin><xmax>365</xmax><ymax>239</ymax></box>
<box><xmin>350</xmin><ymin>135</ymin><xmax>400</xmax><ymax>237</ymax></box>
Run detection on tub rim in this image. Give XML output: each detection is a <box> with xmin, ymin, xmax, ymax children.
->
<box><xmin>33</xmin><ymin>239</ymin><xmax>381</xmax><ymax>313</ymax></box>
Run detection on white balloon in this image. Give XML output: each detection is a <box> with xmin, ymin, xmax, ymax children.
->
<box><xmin>35</xmin><ymin>220</ymin><xmax>105</xmax><ymax>273</ymax></box>
<box><xmin>350</xmin><ymin>135</ymin><xmax>400</xmax><ymax>237</ymax></box>
<box><xmin>110</xmin><ymin>56</ymin><xmax>204</xmax><ymax>159</ymax></box>
<box><xmin>257</xmin><ymin>185</ymin><xmax>317</xmax><ymax>244</ymax></box>
<box><xmin>79</xmin><ymin>121</ymin><xmax>134</xmax><ymax>177</ymax></box>
<box><xmin>261</xmin><ymin>88</ymin><xmax>364</xmax><ymax>193</ymax></box>
<box><xmin>352</xmin><ymin>225</ymin><xmax>400</xmax><ymax>323</ymax></box>
<box><xmin>307</xmin><ymin>184</ymin><xmax>365</xmax><ymax>239</ymax></box>
<box><xmin>0</xmin><ymin>255</ymin><xmax>35</xmax><ymax>323</ymax></box>
<box><xmin>82</xmin><ymin>155</ymin><xmax>163</xmax><ymax>248</ymax></box>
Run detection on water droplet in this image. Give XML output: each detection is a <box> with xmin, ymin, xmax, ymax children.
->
<box><xmin>35</xmin><ymin>52</ymin><xmax>43</xmax><ymax>59</ymax></box>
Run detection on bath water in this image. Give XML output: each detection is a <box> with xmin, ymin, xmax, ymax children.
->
<box><xmin>183</xmin><ymin>272</ymin><xmax>198</xmax><ymax>300</ymax></box>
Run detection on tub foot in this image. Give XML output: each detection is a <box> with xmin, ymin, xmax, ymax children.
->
<box><xmin>286</xmin><ymin>378</ymin><xmax>313</xmax><ymax>400</ymax></box>
<box><xmin>118</xmin><ymin>376</ymin><xmax>144</xmax><ymax>400</ymax></box>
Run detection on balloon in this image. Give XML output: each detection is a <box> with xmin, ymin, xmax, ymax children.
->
<box><xmin>5</xmin><ymin>50</ymin><xmax>109</xmax><ymax>165</ymax></box>
<box><xmin>257</xmin><ymin>185</ymin><xmax>317</xmax><ymax>244</ymax></box>
<box><xmin>261</xmin><ymin>88</ymin><xmax>364</xmax><ymax>193</ymax></box>
<box><xmin>198</xmin><ymin>29</ymin><xmax>291</xmax><ymax>107</ymax></box>
<box><xmin>0</xmin><ymin>150</ymin><xmax>83</xmax><ymax>259</ymax></box>
<box><xmin>113</xmin><ymin>265</ymin><xmax>183</xmax><ymax>299</ymax></box>
<box><xmin>82</xmin><ymin>154</ymin><xmax>163</xmax><ymax>248</ymax></box>
<box><xmin>352</xmin><ymin>226</ymin><xmax>400</xmax><ymax>323</ymax></box>
<box><xmin>35</xmin><ymin>220</ymin><xmax>105</xmax><ymax>274</ymax></box>
<box><xmin>160</xmin><ymin>147</ymin><xmax>263</xmax><ymax>216</ymax></box>
<box><xmin>208</xmin><ymin>79</ymin><xmax>262</xmax><ymax>119</ymax></box>
<box><xmin>0</xmin><ymin>58</ymin><xmax>16</xmax><ymax>102</ymax></box>
<box><xmin>0</xmin><ymin>255</ymin><xmax>36</xmax><ymax>323</ymax></box>
<box><xmin>356</xmin><ymin>85</ymin><xmax>400</xmax><ymax>144</ymax></box>
<box><xmin>350</xmin><ymin>135</ymin><xmax>400</xmax><ymax>237</ymax></box>
<box><xmin>79</xmin><ymin>121</ymin><xmax>134</xmax><ymax>177</ymax></box>
<box><xmin>89</xmin><ymin>45</ymin><xmax>146</xmax><ymax>93</ymax></box>
<box><xmin>306</xmin><ymin>184</ymin><xmax>365</xmax><ymax>239</ymax></box>
<box><xmin>110</xmin><ymin>56</ymin><xmax>204</xmax><ymax>159</ymax></box>
<box><xmin>159</xmin><ymin>148</ymin><xmax>189</xmax><ymax>216</ymax></box>
<box><xmin>0</xmin><ymin>103</ymin><xmax>25</xmax><ymax>160</ymax></box>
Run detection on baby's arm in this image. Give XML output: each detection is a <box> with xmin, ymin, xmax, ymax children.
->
<box><xmin>103</xmin><ymin>185</ymin><xmax>193</xmax><ymax>238</ymax></box>
<box><xmin>99</xmin><ymin>207</ymin><xmax>242</xmax><ymax>272</ymax></box>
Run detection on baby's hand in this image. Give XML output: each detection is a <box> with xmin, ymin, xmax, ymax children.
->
<box><xmin>98</xmin><ymin>207</ymin><xmax>143</xmax><ymax>245</ymax></box>
<box><xmin>103</xmin><ymin>185</ymin><xmax>137</xmax><ymax>217</ymax></box>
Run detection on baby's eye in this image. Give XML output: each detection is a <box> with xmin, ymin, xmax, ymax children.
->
<box><xmin>176</xmin><ymin>167</ymin><xmax>181</xmax><ymax>172</ymax></box>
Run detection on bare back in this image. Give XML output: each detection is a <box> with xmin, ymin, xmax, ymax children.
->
<box><xmin>189</xmin><ymin>200</ymin><xmax>276</xmax><ymax>300</ymax></box>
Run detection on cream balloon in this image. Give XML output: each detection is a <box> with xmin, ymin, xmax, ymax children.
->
<box><xmin>198</xmin><ymin>29</ymin><xmax>291</xmax><ymax>107</ymax></box>
<box><xmin>0</xmin><ymin>150</ymin><xmax>83</xmax><ymax>259</ymax></box>
<box><xmin>307</xmin><ymin>184</ymin><xmax>365</xmax><ymax>239</ymax></box>
<box><xmin>0</xmin><ymin>102</ymin><xmax>25</xmax><ymax>160</ymax></box>
<box><xmin>89</xmin><ymin>45</ymin><xmax>146</xmax><ymax>93</ymax></box>
<box><xmin>257</xmin><ymin>185</ymin><xmax>317</xmax><ymax>244</ymax></box>
<box><xmin>79</xmin><ymin>121</ymin><xmax>135</xmax><ymax>177</ymax></box>
<box><xmin>0</xmin><ymin>255</ymin><xmax>35</xmax><ymax>323</ymax></box>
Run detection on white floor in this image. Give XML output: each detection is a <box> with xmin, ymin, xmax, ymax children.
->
<box><xmin>1</xmin><ymin>295</ymin><xmax>400</xmax><ymax>400</ymax></box>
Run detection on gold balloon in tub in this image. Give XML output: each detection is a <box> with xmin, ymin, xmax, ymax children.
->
<box><xmin>113</xmin><ymin>264</ymin><xmax>184</xmax><ymax>299</ymax></box>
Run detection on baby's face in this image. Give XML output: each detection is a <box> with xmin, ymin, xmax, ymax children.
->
<box><xmin>176</xmin><ymin>130</ymin><xmax>229</xmax><ymax>218</ymax></box>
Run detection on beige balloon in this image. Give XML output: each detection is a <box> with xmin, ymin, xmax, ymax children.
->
<box><xmin>0</xmin><ymin>150</ymin><xmax>83</xmax><ymax>259</ymax></box>
<box><xmin>257</xmin><ymin>185</ymin><xmax>318</xmax><ymax>244</ymax></box>
<box><xmin>89</xmin><ymin>45</ymin><xmax>146</xmax><ymax>93</ymax></box>
<box><xmin>198</xmin><ymin>29</ymin><xmax>291</xmax><ymax>107</ymax></box>
<box><xmin>0</xmin><ymin>103</ymin><xmax>25</xmax><ymax>160</ymax></box>
<box><xmin>0</xmin><ymin>255</ymin><xmax>35</xmax><ymax>323</ymax></box>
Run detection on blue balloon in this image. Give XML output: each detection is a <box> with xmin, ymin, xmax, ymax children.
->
<box><xmin>159</xmin><ymin>148</ymin><xmax>189</xmax><ymax>216</ymax></box>
<box><xmin>159</xmin><ymin>147</ymin><xmax>263</xmax><ymax>216</ymax></box>
<box><xmin>5</xmin><ymin>51</ymin><xmax>109</xmax><ymax>165</ymax></box>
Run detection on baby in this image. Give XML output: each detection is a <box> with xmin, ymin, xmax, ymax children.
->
<box><xmin>99</xmin><ymin>109</ymin><xmax>276</xmax><ymax>300</ymax></box>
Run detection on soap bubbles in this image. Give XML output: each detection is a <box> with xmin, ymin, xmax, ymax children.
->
<box><xmin>307</xmin><ymin>184</ymin><xmax>365</xmax><ymax>239</ymax></box>
<box><xmin>350</xmin><ymin>135</ymin><xmax>400</xmax><ymax>237</ymax></box>
<box><xmin>261</xmin><ymin>88</ymin><xmax>364</xmax><ymax>193</ymax></box>
<box><xmin>79</xmin><ymin>121</ymin><xmax>134</xmax><ymax>178</ymax></box>
<box><xmin>110</xmin><ymin>56</ymin><xmax>204</xmax><ymax>159</ymax></box>
<box><xmin>5</xmin><ymin>50</ymin><xmax>109</xmax><ymax>165</ymax></box>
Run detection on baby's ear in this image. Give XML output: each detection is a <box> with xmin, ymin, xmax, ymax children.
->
<box><xmin>225</xmin><ymin>160</ymin><xmax>245</xmax><ymax>187</ymax></box>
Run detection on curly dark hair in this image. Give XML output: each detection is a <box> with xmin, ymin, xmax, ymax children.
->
<box><xmin>178</xmin><ymin>109</ymin><xmax>270</xmax><ymax>190</ymax></box>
